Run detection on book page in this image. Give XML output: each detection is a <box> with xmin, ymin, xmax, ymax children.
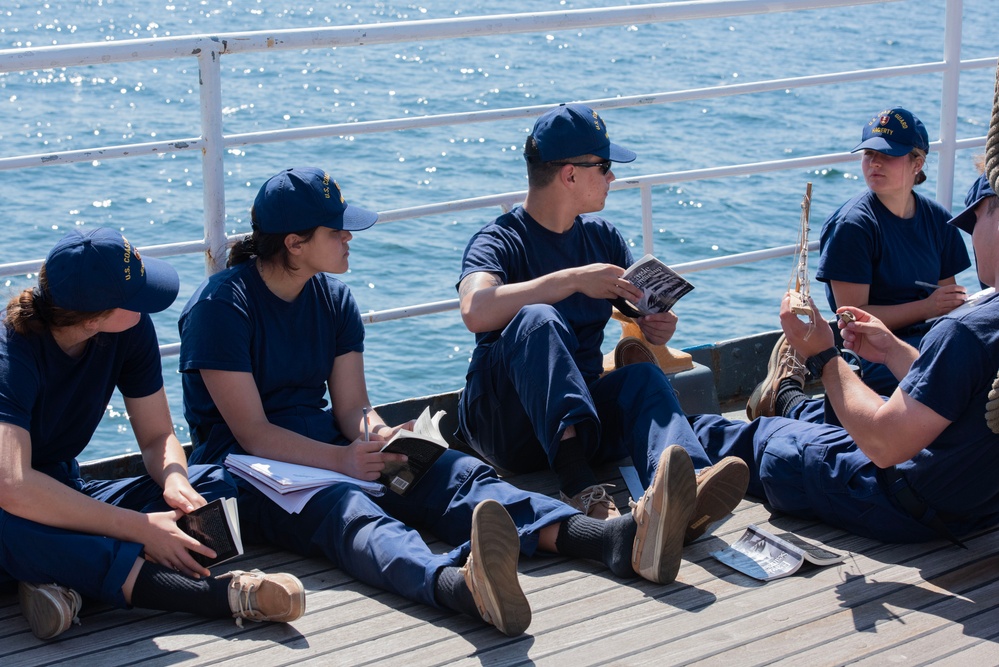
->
<box><xmin>177</xmin><ymin>497</ymin><xmax>243</xmax><ymax>567</ymax></box>
<box><xmin>711</xmin><ymin>524</ymin><xmax>805</xmax><ymax>581</ymax></box>
<box><xmin>621</xmin><ymin>254</ymin><xmax>695</xmax><ymax>315</ymax></box>
<box><xmin>379</xmin><ymin>407</ymin><xmax>449</xmax><ymax>494</ymax></box>
<box><xmin>225</xmin><ymin>454</ymin><xmax>385</xmax><ymax>495</ymax></box>
<box><xmin>386</xmin><ymin>407</ymin><xmax>450</xmax><ymax>448</ymax></box>
<box><xmin>774</xmin><ymin>532</ymin><xmax>845</xmax><ymax>566</ymax></box>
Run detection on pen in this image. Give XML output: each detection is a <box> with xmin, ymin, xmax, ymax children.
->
<box><xmin>915</xmin><ymin>280</ymin><xmax>940</xmax><ymax>291</ymax></box>
<box><xmin>362</xmin><ymin>406</ymin><xmax>370</xmax><ymax>441</ymax></box>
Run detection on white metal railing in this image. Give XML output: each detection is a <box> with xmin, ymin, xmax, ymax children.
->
<box><xmin>0</xmin><ymin>0</ymin><xmax>992</xmax><ymax>345</ymax></box>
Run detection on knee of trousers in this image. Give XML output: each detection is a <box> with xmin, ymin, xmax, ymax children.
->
<box><xmin>436</xmin><ymin>449</ymin><xmax>500</xmax><ymax>491</ymax></box>
<box><xmin>594</xmin><ymin>363</ymin><xmax>682</xmax><ymax>412</ymax></box>
<box><xmin>606</xmin><ymin>363</ymin><xmax>674</xmax><ymax>397</ymax></box>
<box><xmin>187</xmin><ymin>464</ymin><xmax>238</xmax><ymax>500</ymax></box>
<box><xmin>505</xmin><ymin>304</ymin><xmax>572</xmax><ymax>340</ymax></box>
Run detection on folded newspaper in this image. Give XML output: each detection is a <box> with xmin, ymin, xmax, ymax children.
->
<box><xmin>225</xmin><ymin>454</ymin><xmax>384</xmax><ymax>514</ymax></box>
<box><xmin>613</xmin><ymin>254</ymin><xmax>695</xmax><ymax>318</ymax></box>
<box><xmin>711</xmin><ymin>524</ymin><xmax>845</xmax><ymax>581</ymax></box>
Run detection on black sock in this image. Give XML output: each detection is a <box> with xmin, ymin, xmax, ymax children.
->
<box><xmin>775</xmin><ymin>378</ymin><xmax>807</xmax><ymax>418</ymax></box>
<box><xmin>434</xmin><ymin>566</ymin><xmax>479</xmax><ymax>618</ymax></box>
<box><xmin>555</xmin><ymin>514</ymin><xmax>637</xmax><ymax>579</ymax></box>
<box><xmin>130</xmin><ymin>562</ymin><xmax>231</xmax><ymax>617</ymax></box>
<box><xmin>553</xmin><ymin>436</ymin><xmax>598</xmax><ymax>497</ymax></box>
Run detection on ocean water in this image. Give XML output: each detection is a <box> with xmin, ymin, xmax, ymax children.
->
<box><xmin>0</xmin><ymin>0</ymin><xmax>995</xmax><ymax>460</ymax></box>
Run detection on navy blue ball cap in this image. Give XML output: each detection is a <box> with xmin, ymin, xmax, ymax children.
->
<box><xmin>44</xmin><ymin>228</ymin><xmax>180</xmax><ymax>313</ymax></box>
<box><xmin>252</xmin><ymin>167</ymin><xmax>378</xmax><ymax>234</ymax></box>
<box><xmin>529</xmin><ymin>103</ymin><xmax>637</xmax><ymax>163</ymax></box>
<box><xmin>947</xmin><ymin>173</ymin><xmax>996</xmax><ymax>234</ymax></box>
<box><xmin>852</xmin><ymin>107</ymin><xmax>929</xmax><ymax>156</ymax></box>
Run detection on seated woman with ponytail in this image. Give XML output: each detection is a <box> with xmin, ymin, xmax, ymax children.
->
<box><xmin>0</xmin><ymin>228</ymin><xmax>304</xmax><ymax>641</ymax></box>
<box><xmin>178</xmin><ymin>167</ymin><xmax>701</xmax><ymax>638</ymax></box>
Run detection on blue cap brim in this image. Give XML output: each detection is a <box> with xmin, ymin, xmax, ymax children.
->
<box><xmin>606</xmin><ymin>143</ymin><xmax>637</xmax><ymax>163</ymax></box>
<box><xmin>337</xmin><ymin>204</ymin><xmax>379</xmax><ymax>232</ymax></box>
<box><xmin>947</xmin><ymin>173</ymin><xmax>996</xmax><ymax>235</ymax></box>
<box><xmin>120</xmin><ymin>255</ymin><xmax>180</xmax><ymax>313</ymax></box>
<box><xmin>851</xmin><ymin>137</ymin><xmax>912</xmax><ymax>157</ymax></box>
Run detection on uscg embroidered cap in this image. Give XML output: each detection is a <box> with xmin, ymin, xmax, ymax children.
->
<box><xmin>947</xmin><ymin>173</ymin><xmax>996</xmax><ymax>234</ymax></box>
<box><xmin>852</xmin><ymin>107</ymin><xmax>930</xmax><ymax>156</ymax></box>
<box><xmin>528</xmin><ymin>103</ymin><xmax>637</xmax><ymax>163</ymax></box>
<box><xmin>252</xmin><ymin>167</ymin><xmax>378</xmax><ymax>234</ymax></box>
<box><xmin>44</xmin><ymin>228</ymin><xmax>180</xmax><ymax>313</ymax></box>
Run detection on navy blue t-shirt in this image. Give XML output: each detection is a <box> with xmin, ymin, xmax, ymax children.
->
<box><xmin>0</xmin><ymin>314</ymin><xmax>164</xmax><ymax>474</ymax></box>
<box><xmin>458</xmin><ymin>207</ymin><xmax>633</xmax><ymax>383</ymax></box>
<box><xmin>898</xmin><ymin>292</ymin><xmax>999</xmax><ymax>520</ymax></box>
<box><xmin>178</xmin><ymin>262</ymin><xmax>365</xmax><ymax>465</ymax></box>
<box><xmin>816</xmin><ymin>190</ymin><xmax>970</xmax><ymax>318</ymax></box>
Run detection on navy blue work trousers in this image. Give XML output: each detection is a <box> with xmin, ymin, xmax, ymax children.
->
<box><xmin>689</xmin><ymin>411</ymin><xmax>939</xmax><ymax>542</ymax></box>
<box><xmin>235</xmin><ymin>449</ymin><xmax>577</xmax><ymax>608</ymax></box>
<box><xmin>0</xmin><ymin>464</ymin><xmax>235</xmax><ymax>607</ymax></box>
<box><xmin>458</xmin><ymin>305</ymin><xmax>712</xmax><ymax>487</ymax></box>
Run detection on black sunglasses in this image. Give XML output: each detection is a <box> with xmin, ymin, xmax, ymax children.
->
<box><xmin>553</xmin><ymin>160</ymin><xmax>613</xmax><ymax>175</ymax></box>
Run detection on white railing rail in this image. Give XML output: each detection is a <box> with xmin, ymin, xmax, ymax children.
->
<box><xmin>0</xmin><ymin>0</ymin><xmax>991</xmax><ymax>341</ymax></box>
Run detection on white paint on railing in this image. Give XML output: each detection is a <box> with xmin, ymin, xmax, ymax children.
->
<box><xmin>0</xmin><ymin>0</ymin><xmax>991</xmax><ymax>356</ymax></box>
<box><xmin>0</xmin><ymin>0</ymin><xmax>903</xmax><ymax>72</ymax></box>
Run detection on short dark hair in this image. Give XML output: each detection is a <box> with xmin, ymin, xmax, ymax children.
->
<box><xmin>524</xmin><ymin>135</ymin><xmax>566</xmax><ymax>188</ymax></box>
<box><xmin>985</xmin><ymin>193</ymin><xmax>999</xmax><ymax>218</ymax></box>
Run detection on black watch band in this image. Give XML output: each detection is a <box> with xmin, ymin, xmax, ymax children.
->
<box><xmin>806</xmin><ymin>347</ymin><xmax>839</xmax><ymax>378</ymax></box>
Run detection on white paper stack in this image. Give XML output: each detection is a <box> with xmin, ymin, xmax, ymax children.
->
<box><xmin>225</xmin><ymin>453</ymin><xmax>385</xmax><ymax>514</ymax></box>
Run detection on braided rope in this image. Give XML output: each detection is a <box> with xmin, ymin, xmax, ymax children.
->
<box><xmin>988</xmin><ymin>57</ymin><xmax>999</xmax><ymax>194</ymax></box>
<box><xmin>988</xmin><ymin>374</ymin><xmax>999</xmax><ymax>435</ymax></box>
<box><xmin>985</xmin><ymin>59</ymin><xmax>999</xmax><ymax>433</ymax></box>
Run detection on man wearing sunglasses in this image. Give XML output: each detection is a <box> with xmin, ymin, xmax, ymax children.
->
<box><xmin>455</xmin><ymin>103</ymin><xmax>748</xmax><ymax>558</ymax></box>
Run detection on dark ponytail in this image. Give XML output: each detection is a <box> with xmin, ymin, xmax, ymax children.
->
<box><xmin>227</xmin><ymin>207</ymin><xmax>318</xmax><ymax>271</ymax></box>
<box><xmin>911</xmin><ymin>148</ymin><xmax>928</xmax><ymax>186</ymax></box>
<box><xmin>226</xmin><ymin>235</ymin><xmax>258</xmax><ymax>268</ymax></box>
<box><xmin>4</xmin><ymin>267</ymin><xmax>112</xmax><ymax>336</ymax></box>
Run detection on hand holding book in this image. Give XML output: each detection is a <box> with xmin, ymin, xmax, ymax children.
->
<box><xmin>176</xmin><ymin>497</ymin><xmax>244</xmax><ymax>569</ymax></box>
<box><xmin>378</xmin><ymin>407</ymin><xmax>450</xmax><ymax>495</ymax></box>
<box><xmin>612</xmin><ymin>254</ymin><xmax>694</xmax><ymax>318</ymax></box>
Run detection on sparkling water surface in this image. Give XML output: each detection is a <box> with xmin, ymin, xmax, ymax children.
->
<box><xmin>1</xmin><ymin>0</ymin><xmax>995</xmax><ymax>458</ymax></box>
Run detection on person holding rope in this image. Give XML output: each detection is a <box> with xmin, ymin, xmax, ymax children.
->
<box><xmin>678</xmin><ymin>171</ymin><xmax>999</xmax><ymax>544</ymax></box>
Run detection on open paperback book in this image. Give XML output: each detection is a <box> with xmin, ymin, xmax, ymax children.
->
<box><xmin>225</xmin><ymin>454</ymin><xmax>385</xmax><ymax>514</ymax></box>
<box><xmin>378</xmin><ymin>407</ymin><xmax>450</xmax><ymax>495</ymax></box>
<box><xmin>711</xmin><ymin>524</ymin><xmax>845</xmax><ymax>581</ymax></box>
<box><xmin>176</xmin><ymin>497</ymin><xmax>243</xmax><ymax>568</ymax></box>
<box><xmin>612</xmin><ymin>254</ymin><xmax>695</xmax><ymax>318</ymax></box>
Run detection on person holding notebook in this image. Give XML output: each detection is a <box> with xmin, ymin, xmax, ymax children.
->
<box><xmin>179</xmin><ymin>166</ymin><xmax>705</xmax><ymax>638</ymax></box>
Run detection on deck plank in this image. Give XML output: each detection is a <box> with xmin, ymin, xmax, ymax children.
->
<box><xmin>5</xmin><ymin>505</ymin><xmax>999</xmax><ymax>666</ymax></box>
<box><xmin>4</xmin><ymin>403</ymin><xmax>999</xmax><ymax>665</ymax></box>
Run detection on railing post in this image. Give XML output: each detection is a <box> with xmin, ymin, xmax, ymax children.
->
<box><xmin>641</xmin><ymin>183</ymin><xmax>654</xmax><ymax>257</ymax></box>
<box><xmin>197</xmin><ymin>43</ymin><xmax>228</xmax><ymax>275</ymax></box>
<box><xmin>937</xmin><ymin>0</ymin><xmax>964</xmax><ymax>208</ymax></box>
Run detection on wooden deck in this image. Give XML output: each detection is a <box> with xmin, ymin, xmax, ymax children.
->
<box><xmin>4</xmin><ymin>401</ymin><xmax>999</xmax><ymax>666</ymax></box>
